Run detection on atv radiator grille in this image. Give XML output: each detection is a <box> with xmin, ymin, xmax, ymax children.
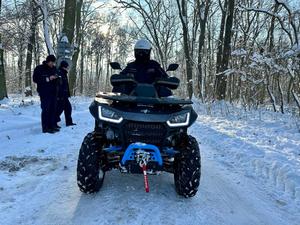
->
<box><xmin>123</xmin><ymin>122</ymin><xmax>166</xmax><ymax>146</ymax></box>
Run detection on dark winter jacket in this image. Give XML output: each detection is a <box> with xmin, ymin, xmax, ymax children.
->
<box><xmin>121</xmin><ymin>60</ymin><xmax>168</xmax><ymax>83</ymax></box>
<box><xmin>113</xmin><ymin>60</ymin><xmax>171</xmax><ymax>96</ymax></box>
<box><xmin>57</xmin><ymin>68</ymin><xmax>70</xmax><ymax>99</ymax></box>
<box><xmin>33</xmin><ymin>61</ymin><xmax>58</xmax><ymax>96</ymax></box>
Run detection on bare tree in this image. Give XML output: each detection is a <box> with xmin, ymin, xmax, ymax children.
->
<box><xmin>0</xmin><ymin>0</ymin><xmax>7</xmax><ymax>100</ymax></box>
<box><xmin>116</xmin><ymin>0</ymin><xmax>179</xmax><ymax>69</ymax></box>
<box><xmin>196</xmin><ymin>0</ymin><xmax>211</xmax><ymax>100</ymax></box>
<box><xmin>215</xmin><ymin>0</ymin><xmax>235</xmax><ymax>100</ymax></box>
<box><xmin>67</xmin><ymin>0</ymin><xmax>82</xmax><ymax>95</ymax></box>
<box><xmin>34</xmin><ymin>0</ymin><xmax>54</xmax><ymax>54</ymax></box>
<box><xmin>1</xmin><ymin>0</ymin><xmax>299</xmax><ymax>116</ymax></box>
<box><xmin>62</xmin><ymin>0</ymin><xmax>76</xmax><ymax>44</ymax></box>
<box><xmin>176</xmin><ymin>0</ymin><xmax>194</xmax><ymax>99</ymax></box>
<box><xmin>24</xmin><ymin>0</ymin><xmax>38</xmax><ymax>97</ymax></box>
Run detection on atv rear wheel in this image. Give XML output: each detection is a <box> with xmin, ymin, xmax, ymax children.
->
<box><xmin>77</xmin><ymin>132</ymin><xmax>105</xmax><ymax>193</ymax></box>
<box><xmin>174</xmin><ymin>135</ymin><xmax>201</xmax><ymax>198</ymax></box>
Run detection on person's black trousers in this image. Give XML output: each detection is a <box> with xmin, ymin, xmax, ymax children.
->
<box><xmin>40</xmin><ymin>94</ymin><xmax>56</xmax><ymax>130</ymax></box>
<box><xmin>56</xmin><ymin>98</ymin><xmax>73</xmax><ymax>125</ymax></box>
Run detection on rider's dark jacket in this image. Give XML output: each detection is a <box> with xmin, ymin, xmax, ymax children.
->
<box><xmin>112</xmin><ymin>60</ymin><xmax>171</xmax><ymax>97</ymax></box>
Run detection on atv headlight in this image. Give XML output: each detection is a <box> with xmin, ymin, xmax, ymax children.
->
<box><xmin>98</xmin><ymin>106</ymin><xmax>123</xmax><ymax>123</ymax></box>
<box><xmin>167</xmin><ymin>112</ymin><xmax>190</xmax><ymax>127</ymax></box>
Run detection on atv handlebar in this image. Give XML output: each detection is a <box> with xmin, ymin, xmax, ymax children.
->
<box><xmin>154</xmin><ymin>77</ymin><xmax>180</xmax><ymax>90</ymax></box>
<box><xmin>111</xmin><ymin>74</ymin><xmax>179</xmax><ymax>90</ymax></box>
<box><xmin>110</xmin><ymin>74</ymin><xmax>137</xmax><ymax>86</ymax></box>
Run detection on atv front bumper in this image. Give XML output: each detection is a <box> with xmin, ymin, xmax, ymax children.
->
<box><xmin>104</xmin><ymin>142</ymin><xmax>178</xmax><ymax>174</ymax></box>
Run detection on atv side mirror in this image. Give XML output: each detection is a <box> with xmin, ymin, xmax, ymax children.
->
<box><xmin>110</xmin><ymin>62</ymin><xmax>122</xmax><ymax>70</ymax></box>
<box><xmin>166</xmin><ymin>63</ymin><xmax>179</xmax><ymax>72</ymax></box>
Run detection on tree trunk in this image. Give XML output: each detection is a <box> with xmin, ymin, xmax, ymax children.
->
<box><xmin>35</xmin><ymin>26</ymin><xmax>40</xmax><ymax>67</ymax></box>
<box><xmin>268</xmin><ymin>2</ymin><xmax>279</xmax><ymax>52</ymax></box>
<box><xmin>215</xmin><ymin>0</ymin><xmax>235</xmax><ymax>100</ymax></box>
<box><xmin>267</xmin><ymin>74</ymin><xmax>277</xmax><ymax>112</ymax></box>
<box><xmin>36</xmin><ymin>0</ymin><xmax>54</xmax><ymax>55</ymax></box>
<box><xmin>215</xmin><ymin>0</ymin><xmax>227</xmax><ymax>99</ymax></box>
<box><xmin>215</xmin><ymin>0</ymin><xmax>228</xmax><ymax>73</ymax></box>
<box><xmin>287</xmin><ymin>76</ymin><xmax>293</xmax><ymax>104</ymax></box>
<box><xmin>62</xmin><ymin>0</ymin><xmax>77</xmax><ymax>44</ymax></box>
<box><xmin>95</xmin><ymin>54</ymin><xmax>101</xmax><ymax>91</ymax></box>
<box><xmin>277</xmin><ymin>75</ymin><xmax>284</xmax><ymax>114</ymax></box>
<box><xmin>196</xmin><ymin>0</ymin><xmax>210</xmax><ymax>100</ymax></box>
<box><xmin>79</xmin><ymin>43</ymin><xmax>84</xmax><ymax>95</ymax></box>
<box><xmin>0</xmin><ymin>0</ymin><xmax>7</xmax><ymax>100</ymax></box>
<box><xmin>17</xmin><ymin>52</ymin><xmax>24</xmax><ymax>93</ymax></box>
<box><xmin>176</xmin><ymin>0</ymin><xmax>193</xmax><ymax>99</ymax></box>
<box><xmin>24</xmin><ymin>1</ymin><xmax>38</xmax><ymax>97</ymax></box>
<box><xmin>287</xmin><ymin>69</ymin><xmax>300</xmax><ymax>115</ymax></box>
<box><xmin>105</xmin><ymin>53</ymin><xmax>111</xmax><ymax>92</ymax></box>
<box><xmin>68</xmin><ymin>0</ymin><xmax>83</xmax><ymax>95</ymax></box>
<box><xmin>291</xmin><ymin>89</ymin><xmax>300</xmax><ymax>116</ymax></box>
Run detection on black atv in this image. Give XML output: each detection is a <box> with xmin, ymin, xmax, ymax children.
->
<box><xmin>77</xmin><ymin>62</ymin><xmax>201</xmax><ymax>197</ymax></box>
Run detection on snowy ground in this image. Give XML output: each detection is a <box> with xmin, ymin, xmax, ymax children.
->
<box><xmin>0</xmin><ymin>96</ymin><xmax>299</xmax><ymax>225</ymax></box>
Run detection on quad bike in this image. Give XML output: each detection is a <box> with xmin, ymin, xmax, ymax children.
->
<box><xmin>77</xmin><ymin>62</ymin><xmax>201</xmax><ymax>198</ymax></box>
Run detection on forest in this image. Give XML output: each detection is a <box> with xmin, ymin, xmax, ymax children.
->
<box><xmin>0</xmin><ymin>0</ymin><xmax>299</xmax><ymax>114</ymax></box>
<box><xmin>1</xmin><ymin>1</ymin><xmax>300</xmax><ymax>224</ymax></box>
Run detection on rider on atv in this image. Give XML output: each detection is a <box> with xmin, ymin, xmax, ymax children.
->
<box><xmin>112</xmin><ymin>39</ymin><xmax>172</xmax><ymax>97</ymax></box>
<box><xmin>77</xmin><ymin>39</ymin><xmax>201</xmax><ymax>197</ymax></box>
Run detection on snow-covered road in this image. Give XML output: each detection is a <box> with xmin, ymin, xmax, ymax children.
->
<box><xmin>0</xmin><ymin>97</ymin><xmax>299</xmax><ymax>225</ymax></box>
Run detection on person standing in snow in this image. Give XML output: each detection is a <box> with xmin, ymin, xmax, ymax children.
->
<box><xmin>33</xmin><ymin>55</ymin><xmax>60</xmax><ymax>134</ymax></box>
<box><xmin>55</xmin><ymin>61</ymin><xmax>76</xmax><ymax>127</ymax></box>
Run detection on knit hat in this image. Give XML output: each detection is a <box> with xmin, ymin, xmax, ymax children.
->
<box><xmin>60</xmin><ymin>60</ymin><xmax>69</xmax><ymax>68</ymax></box>
<box><xmin>46</xmin><ymin>55</ymin><xmax>56</xmax><ymax>62</ymax></box>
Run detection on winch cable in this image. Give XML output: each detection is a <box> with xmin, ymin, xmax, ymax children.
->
<box><xmin>136</xmin><ymin>150</ymin><xmax>151</xmax><ymax>193</ymax></box>
<box><xmin>142</xmin><ymin>164</ymin><xmax>150</xmax><ymax>193</ymax></box>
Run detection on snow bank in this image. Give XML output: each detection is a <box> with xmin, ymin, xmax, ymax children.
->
<box><xmin>191</xmin><ymin>100</ymin><xmax>300</xmax><ymax>204</ymax></box>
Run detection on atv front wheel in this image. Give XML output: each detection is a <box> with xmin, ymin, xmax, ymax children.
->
<box><xmin>174</xmin><ymin>135</ymin><xmax>201</xmax><ymax>198</ymax></box>
<box><xmin>77</xmin><ymin>132</ymin><xmax>105</xmax><ymax>193</ymax></box>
